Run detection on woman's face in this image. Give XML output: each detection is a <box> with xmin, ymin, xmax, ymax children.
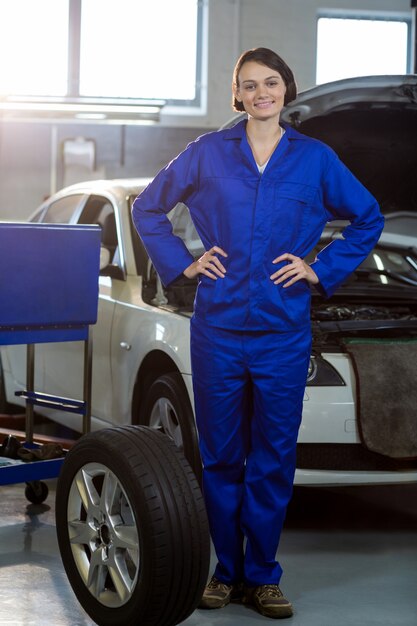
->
<box><xmin>234</xmin><ymin>61</ymin><xmax>287</xmax><ymax>120</ymax></box>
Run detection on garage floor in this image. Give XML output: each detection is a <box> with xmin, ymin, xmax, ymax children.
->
<box><xmin>0</xmin><ymin>481</ymin><xmax>416</xmax><ymax>626</ymax></box>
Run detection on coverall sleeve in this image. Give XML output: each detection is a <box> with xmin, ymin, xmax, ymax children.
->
<box><xmin>132</xmin><ymin>141</ymin><xmax>199</xmax><ymax>287</ymax></box>
<box><xmin>311</xmin><ymin>154</ymin><xmax>385</xmax><ymax>298</ymax></box>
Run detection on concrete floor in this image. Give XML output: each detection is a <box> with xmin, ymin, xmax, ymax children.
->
<box><xmin>0</xmin><ymin>480</ymin><xmax>416</xmax><ymax>626</ymax></box>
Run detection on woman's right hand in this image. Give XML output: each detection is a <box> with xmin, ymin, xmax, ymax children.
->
<box><xmin>183</xmin><ymin>246</ymin><xmax>228</xmax><ymax>280</ymax></box>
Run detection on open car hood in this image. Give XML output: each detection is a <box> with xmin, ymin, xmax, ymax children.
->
<box><xmin>281</xmin><ymin>75</ymin><xmax>417</xmax><ymax>124</ymax></box>
<box><xmin>280</xmin><ymin>75</ymin><xmax>417</xmax><ymax>219</ymax></box>
<box><xmin>224</xmin><ymin>75</ymin><xmax>417</xmax><ymax>221</ymax></box>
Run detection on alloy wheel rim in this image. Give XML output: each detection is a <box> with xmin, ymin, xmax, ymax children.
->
<box><xmin>149</xmin><ymin>397</ymin><xmax>184</xmax><ymax>449</ymax></box>
<box><xmin>67</xmin><ymin>462</ymin><xmax>139</xmax><ymax>607</ymax></box>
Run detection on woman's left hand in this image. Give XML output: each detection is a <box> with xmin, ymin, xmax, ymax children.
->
<box><xmin>270</xmin><ymin>253</ymin><xmax>319</xmax><ymax>287</ymax></box>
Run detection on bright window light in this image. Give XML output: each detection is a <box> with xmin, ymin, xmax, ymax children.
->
<box><xmin>316</xmin><ymin>17</ymin><xmax>409</xmax><ymax>85</ymax></box>
<box><xmin>80</xmin><ymin>0</ymin><xmax>198</xmax><ymax>101</ymax></box>
<box><xmin>0</xmin><ymin>0</ymin><xmax>69</xmax><ymax>96</ymax></box>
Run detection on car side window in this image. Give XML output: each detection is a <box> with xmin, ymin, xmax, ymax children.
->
<box><xmin>169</xmin><ymin>203</ymin><xmax>203</xmax><ymax>254</ymax></box>
<box><xmin>78</xmin><ymin>195</ymin><xmax>124</xmax><ymax>278</ymax></box>
<box><xmin>41</xmin><ymin>194</ymin><xmax>84</xmax><ymax>224</ymax></box>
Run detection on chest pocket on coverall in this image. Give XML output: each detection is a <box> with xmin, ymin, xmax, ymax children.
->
<box><xmin>270</xmin><ymin>181</ymin><xmax>316</xmax><ymax>299</ymax></box>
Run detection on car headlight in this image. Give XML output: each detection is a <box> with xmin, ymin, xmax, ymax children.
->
<box><xmin>306</xmin><ymin>355</ymin><xmax>345</xmax><ymax>386</ymax></box>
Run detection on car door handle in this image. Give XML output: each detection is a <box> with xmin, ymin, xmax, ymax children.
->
<box><xmin>120</xmin><ymin>341</ymin><xmax>131</xmax><ymax>351</ymax></box>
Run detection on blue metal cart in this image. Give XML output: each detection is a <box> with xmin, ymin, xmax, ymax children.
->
<box><xmin>0</xmin><ymin>222</ymin><xmax>101</xmax><ymax>502</ymax></box>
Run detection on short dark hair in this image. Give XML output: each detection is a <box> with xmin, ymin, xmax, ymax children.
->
<box><xmin>232</xmin><ymin>47</ymin><xmax>297</xmax><ymax>111</ymax></box>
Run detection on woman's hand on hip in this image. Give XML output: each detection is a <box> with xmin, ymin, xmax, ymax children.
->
<box><xmin>183</xmin><ymin>246</ymin><xmax>228</xmax><ymax>280</ymax></box>
<box><xmin>270</xmin><ymin>253</ymin><xmax>319</xmax><ymax>287</ymax></box>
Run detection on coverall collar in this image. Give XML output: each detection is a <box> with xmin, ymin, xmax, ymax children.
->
<box><xmin>222</xmin><ymin>119</ymin><xmax>305</xmax><ymax>175</ymax></box>
<box><xmin>222</xmin><ymin>118</ymin><xmax>305</xmax><ymax>142</ymax></box>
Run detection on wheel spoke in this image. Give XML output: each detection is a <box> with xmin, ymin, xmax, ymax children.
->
<box><xmin>151</xmin><ymin>398</ymin><xmax>183</xmax><ymax>448</ymax></box>
<box><xmin>164</xmin><ymin>415</ymin><xmax>182</xmax><ymax>447</ymax></box>
<box><xmin>113</xmin><ymin>523</ymin><xmax>139</xmax><ymax>554</ymax></box>
<box><xmin>74</xmin><ymin>467</ymin><xmax>101</xmax><ymax>519</ymax></box>
<box><xmin>107</xmin><ymin>549</ymin><xmax>134</xmax><ymax>603</ymax></box>
<box><xmin>68</xmin><ymin>519</ymin><xmax>97</xmax><ymax>545</ymax></box>
<box><xmin>100</xmin><ymin>468</ymin><xmax>119</xmax><ymax>515</ymax></box>
<box><xmin>87</xmin><ymin>547</ymin><xmax>108</xmax><ymax>597</ymax></box>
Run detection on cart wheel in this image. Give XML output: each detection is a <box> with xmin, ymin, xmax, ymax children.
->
<box><xmin>25</xmin><ymin>480</ymin><xmax>49</xmax><ymax>504</ymax></box>
<box><xmin>55</xmin><ymin>425</ymin><xmax>210</xmax><ymax>626</ymax></box>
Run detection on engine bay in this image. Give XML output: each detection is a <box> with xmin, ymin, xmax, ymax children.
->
<box><xmin>312</xmin><ymin>303</ymin><xmax>417</xmax><ymax>322</ymax></box>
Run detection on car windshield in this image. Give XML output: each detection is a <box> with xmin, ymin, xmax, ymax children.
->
<box><xmin>309</xmin><ymin>243</ymin><xmax>417</xmax><ymax>289</ymax></box>
<box><xmin>351</xmin><ymin>247</ymin><xmax>417</xmax><ymax>287</ymax></box>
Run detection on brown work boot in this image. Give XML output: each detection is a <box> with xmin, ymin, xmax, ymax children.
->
<box><xmin>199</xmin><ymin>575</ymin><xmax>242</xmax><ymax>609</ymax></box>
<box><xmin>243</xmin><ymin>584</ymin><xmax>293</xmax><ymax>618</ymax></box>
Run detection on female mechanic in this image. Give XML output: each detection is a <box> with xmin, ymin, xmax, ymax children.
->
<box><xmin>132</xmin><ymin>47</ymin><xmax>384</xmax><ymax>619</ymax></box>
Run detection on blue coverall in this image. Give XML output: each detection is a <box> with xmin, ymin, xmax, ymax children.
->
<box><xmin>132</xmin><ymin>119</ymin><xmax>384</xmax><ymax>587</ymax></box>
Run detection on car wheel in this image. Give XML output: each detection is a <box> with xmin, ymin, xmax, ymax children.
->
<box><xmin>55</xmin><ymin>425</ymin><xmax>210</xmax><ymax>626</ymax></box>
<box><xmin>139</xmin><ymin>372</ymin><xmax>202</xmax><ymax>482</ymax></box>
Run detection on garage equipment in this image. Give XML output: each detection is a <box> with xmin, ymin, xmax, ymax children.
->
<box><xmin>0</xmin><ymin>222</ymin><xmax>101</xmax><ymax>502</ymax></box>
<box><xmin>0</xmin><ymin>222</ymin><xmax>210</xmax><ymax>625</ymax></box>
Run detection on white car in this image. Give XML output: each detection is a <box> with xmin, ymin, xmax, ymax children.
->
<box><xmin>1</xmin><ymin>75</ymin><xmax>417</xmax><ymax>486</ymax></box>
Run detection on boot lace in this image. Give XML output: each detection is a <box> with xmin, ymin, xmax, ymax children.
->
<box><xmin>207</xmin><ymin>577</ymin><xmax>230</xmax><ymax>591</ymax></box>
<box><xmin>257</xmin><ymin>584</ymin><xmax>283</xmax><ymax>600</ymax></box>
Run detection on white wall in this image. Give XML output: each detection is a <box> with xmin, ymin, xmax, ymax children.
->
<box><xmin>162</xmin><ymin>0</ymin><xmax>414</xmax><ymax>129</ymax></box>
<box><xmin>0</xmin><ymin>0</ymin><xmax>414</xmax><ymax>219</ymax></box>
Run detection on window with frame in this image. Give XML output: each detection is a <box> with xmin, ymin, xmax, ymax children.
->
<box><xmin>0</xmin><ymin>0</ymin><xmax>69</xmax><ymax>97</ymax></box>
<box><xmin>40</xmin><ymin>195</ymin><xmax>85</xmax><ymax>224</ymax></box>
<box><xmin>316</xmin><ymin>12</ymin><xmax>411</xmax><ymax>85</ymax></box>
<box><xmin>0</xmin><ymin>0</ymin><xmax>203</xmax><ymax>110</ymax></box>
<box><xmin>79</xmin><ymin>0</ymin><xmax>201</xmax><ymax>105</ymax></box>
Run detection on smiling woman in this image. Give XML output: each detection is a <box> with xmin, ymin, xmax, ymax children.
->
<box><xmin>0</xmin><ymin>0</ymin><xmax>69</xmax><ymax>96</ymax></box>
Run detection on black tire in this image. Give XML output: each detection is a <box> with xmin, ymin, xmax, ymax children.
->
<box><xmin>55</xmin><ymin>426</ymin><xmax>210</xmax><ymax>626</ymax></box>
<box><xmin>139</xmin><ymin>373</ymin><xmax>202</xmax><ymax>483</ymax></box>
<box><xmin>25</xmin><ymin>480</ymin><xmax>49</xmax><ymax>504</ymax></box>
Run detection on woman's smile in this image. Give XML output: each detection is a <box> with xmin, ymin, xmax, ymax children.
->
<box><xmin>255</xmin><ymin>99</ymin><xmax>275</xmax><ymax>109</ymax></box>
